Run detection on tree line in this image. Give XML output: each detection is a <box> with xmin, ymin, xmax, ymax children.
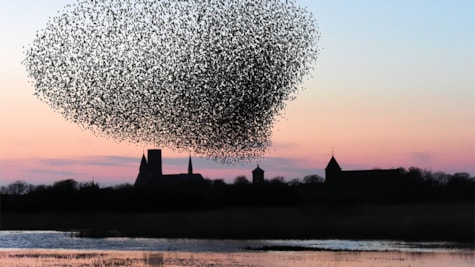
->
<box><xmin>1</xmin><ymin>167</ymin><xmax>473</xmax><ymax>212</ymax></box>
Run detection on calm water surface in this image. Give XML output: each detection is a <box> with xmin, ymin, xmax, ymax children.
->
<box><xmin>0</xmin><ymin>231</ymin><xmax>473</xmax><ymax>266</ymax></box>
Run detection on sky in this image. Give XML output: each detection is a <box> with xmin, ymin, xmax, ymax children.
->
<box><xmin>1</xmin><ymin>0</ymin><xmax>474</xmax><ymax>186</ymax></box>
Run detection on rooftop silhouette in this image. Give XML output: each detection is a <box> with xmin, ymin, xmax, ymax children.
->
<box><xmin>134</xmin><ymin>149</ymin><xmax>204</xmax><ymax>187</ymax></box>
<box><xmin>325</xmin><ymin>154</ymin><xmax>402</xmax><ymax>187</ymax></box>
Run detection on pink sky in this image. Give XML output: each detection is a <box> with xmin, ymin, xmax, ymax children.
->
<box><xmin>1</xmin><ymin>0</ymin><xmax>474</xmax><ymax>186</ymax></box>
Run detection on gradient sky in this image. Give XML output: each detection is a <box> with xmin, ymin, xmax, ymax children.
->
<box><xmin>1</xmin><ymin>0</ymin><xmax>474</xmax><ymax>186</ymax></box>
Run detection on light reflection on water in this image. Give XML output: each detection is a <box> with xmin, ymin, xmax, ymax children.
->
<box><xmin>0</xmin><ymin>249</ymin><xmax>473</xmax><ymax>267</ymax></box>
<box><xmin>0</xmin><ymin>231</ymin><xmax>471</xmax><ymax>253</ymax></box>
<box><xmin>0</xmin><ymin>231</ymin><xmax>473</xmax><ymax>267</ymax></box>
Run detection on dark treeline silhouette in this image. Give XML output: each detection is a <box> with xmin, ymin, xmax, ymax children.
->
<box><xmin>1</xmin><ymin>167</ymin><xmax>473</xmax><ymax>213</ymax></box>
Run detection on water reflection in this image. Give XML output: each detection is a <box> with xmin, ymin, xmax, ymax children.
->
<box><xmin>0</xmin><ymin>231</ymin><xmax>471</xmax><ymax>253</ymax></box>
<box><xmin>0</xmin><ymin>232</ymin><xmax>473</xmax><ymax>266</ymax></box>
<box><xmin>0</xmin><ymin>250</ymin><xmax>473</xmax><ymax>267</ymax></box>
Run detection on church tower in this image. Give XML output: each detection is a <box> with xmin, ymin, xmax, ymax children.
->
<box><xmin>325</xmin><ymin>154</ymin><xmax>342</xmax><ymax>184</ymax></box>
<box><xmin>147</xmin><ymin>149</ymin><xmax>162</xmax><ymax>176</ymax></box>
<box><xmin>134</xmin><ymin>149</ymin><xmax>205</xmax><ymax>187</ymax></box>
<box><xmin>252</xmin><ymin>165</ymin><xmax>265</xmax><ymax>184</ymax></box>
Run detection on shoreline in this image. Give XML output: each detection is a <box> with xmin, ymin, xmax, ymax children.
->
<box><xmin>2</xmin><ymin>203</ymin><xmax>474</xmax><ymax>242</ymax></box>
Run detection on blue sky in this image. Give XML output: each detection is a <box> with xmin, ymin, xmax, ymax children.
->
<box><xmin>1</xmin><ymin>0</ymin><xmax>474</xmax><ymax>185</ymax></box>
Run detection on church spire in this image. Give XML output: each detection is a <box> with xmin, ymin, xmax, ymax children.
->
<box><xmin>139</xmin><ymin>153</ymin><xmax>148</xmax><ymax>172</ymax></box>
<box><xmin>188</xmin><ymin>155</ymin><xmax>193</xmax><ymax>175</ymax></box>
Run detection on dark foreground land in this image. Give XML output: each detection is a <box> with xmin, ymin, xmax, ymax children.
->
<box><xmin>2</xmin><ymin>203</ymin><xmax>473</xmax><ymax>242</ymax></box>
<box><xmin>1</xmin><ymin>171</ymin><xmax>474</xmax><ymax>242</ymax></box>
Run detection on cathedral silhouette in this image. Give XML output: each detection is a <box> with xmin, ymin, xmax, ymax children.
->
<box><xmin>134</xmin><ymin>149</ymin><xmax>204</xmax><ymax>187</ymax></box>
<box><xmin>134</xmin><ymin>149</ymin><xmax>404</xmax><ymax>187</ymax></box>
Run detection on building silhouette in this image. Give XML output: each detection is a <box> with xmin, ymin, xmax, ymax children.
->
<box><xmin>325</xmin><ymin>154</ymin><xmax>402</xmax><ymax>187</ymax></box>
<box><xmin>134</xmin><ymin>149</ymin><xmax>204</xmax><ymax>187</ymax></box>
<box><xmin>252</xmin><ymin>165</ymin><xmax>265</xmax><ymax>184</ymax></box>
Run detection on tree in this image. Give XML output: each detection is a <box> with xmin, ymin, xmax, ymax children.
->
<box><xmin>212</xmin><ymin>179</ymin><xmax>226</xmax><ymax>186</ymax></box>
<box><xmin>112</xmin><ymin>183</ymin><xmax>133</xmax><ymax>190</ymax></box>
<box><xmin>303</xmin><ymin>174</ymin><xmax>324</xmax><ymax>184</ymax></box>
<box><xmin>288</xmin><ymin>178</ymin><xmax>302</xmax><ymax>186</ymax></box>
<box><xmin>448</xmin><ymin>172</ymin><xmax>473</xmax><ymax>187</ymax></box>
<box><xmin>270</xmin><ymin>176</ymin><xmax>285</xmax><ymax>184</ymax></box>
<box><xmin>5</xmin><ymin>180</ymin><xmax>34</xmax><ymax>195</ymax></box>
<box><xmin>234</xmin><ymin>175</ymin><xmax>250</xmax><ymax>185</ymax></box>
<box><xmin>80</xmin><ymin>181</ymin><xmax>100</xmax><ymax>190</ymax></box>
<box><xmin>52</xmin><ymin>179</ymin><xmax>78</xmax><ymax>192</ymax></box>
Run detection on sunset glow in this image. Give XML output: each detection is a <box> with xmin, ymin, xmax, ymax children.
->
<box><xmin>1</xmin><ymin>0</ymin><xmax>474</xmax><ymax>186</ymax></box>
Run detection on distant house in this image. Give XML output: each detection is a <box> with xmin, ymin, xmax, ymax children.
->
<box><xmin>325</xmin><ymin>155</ymin><xmax>402</xmax><ymax>187</ymax></box>
<box><xmin>134</xmin><ymin>149</ymin><xmax>204</xmax><ymax>187</ymax></box>
<box><xmin>252</xmin><ymin>165</ymin><xmax>265</xmax><ymax>184</ymax></box>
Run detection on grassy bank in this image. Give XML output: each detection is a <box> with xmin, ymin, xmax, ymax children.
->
<box><xmin>2</xmin><ymin>203</ymin><xmax>473</xmax><ymax>242</ymax></box>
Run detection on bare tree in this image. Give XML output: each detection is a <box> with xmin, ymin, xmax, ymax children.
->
<box><xmin>52</xmin><ymin>179</ymin><xmax>78</xmax><ymax>192</ymax></box>
<box><xmin>234</xmin><ymin>176</ymin><xmax>250</xmax><ymax>185</ymax></box>
<box><xmin>5</xmin><ymin>180</ymin><xmax>34</xmax><ymax>195</ymax></box>
<box><xmin>212</xmin><ymin>179</ymin><xmax>226</xmax><ymax>186</ymax></box>
<box><xmin>288</xmin><ymin>178</ymin><xmax>302</xmax><ymax>186</ymax></box>
<box><xmin>270</xmin><ymin>176</ymin><xmax>285</xmax><ymax>184</ymax></box>
<box><xmin>303</xmin><ymin>174</ymin><xmax>324</xmax><ymax>184</ymax></box>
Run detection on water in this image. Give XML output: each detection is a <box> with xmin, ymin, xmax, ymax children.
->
<box><xmin>0</xmin><ymin>231</ymin><xmax>473</xmax><ymax>266</ymax></box>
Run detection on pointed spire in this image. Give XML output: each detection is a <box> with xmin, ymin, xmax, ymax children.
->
<box><xmin>188</xmin><ymin>155</ymin><xmax>193</xmax><ymax>175</ymax></box>
<box><xmin>326</xmin><ymin>154</ymin><xmax>341</xmax><ymax>171</ymax></box>
<box><xmin>139</xmin><ymin>153</ymin><xmax>148</xmax><ymax>172</ymax></box>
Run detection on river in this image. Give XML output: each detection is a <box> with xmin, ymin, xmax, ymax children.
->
<box><xmin>0</xmin><ymin>231</ymin><xmax>473</xmax><ymax>266</ymax></box>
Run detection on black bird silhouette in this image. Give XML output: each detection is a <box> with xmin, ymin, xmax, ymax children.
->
<box><xmin>23</xmin><ymin>0</ymin><xmax>320</xmax><ymax>163</ymax></box>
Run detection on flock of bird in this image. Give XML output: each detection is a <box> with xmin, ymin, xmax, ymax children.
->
<box><xmin>24</xmin><ymin>0</ymin><xmax>319</xmax><ymax>163</ymax></box>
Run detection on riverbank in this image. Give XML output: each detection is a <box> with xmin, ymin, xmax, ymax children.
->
<box><xmin>2</xmin><ymin>203</ymin><xmax>473</xmax><ymax>242</ymax></box>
